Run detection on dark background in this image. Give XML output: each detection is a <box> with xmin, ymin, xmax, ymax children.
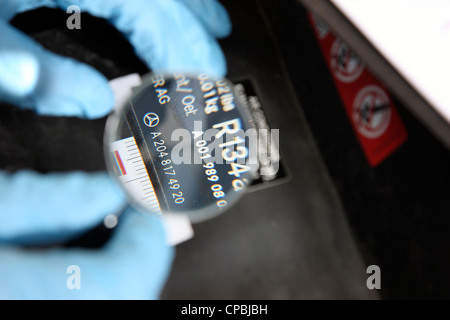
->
<box><xmin>1</xmin><ymin>0</ymin><xmax>449</xmax><ymax>299</ymax></box>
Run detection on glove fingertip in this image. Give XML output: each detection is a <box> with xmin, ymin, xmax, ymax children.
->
<box><xmin>180</xmin><ymin>0</ymin><xmax>233</xmax><ymax>39</ymax></box>
<box><xmin>207</xmin><ymin>1</ymin><xmax>232</xmax><ymax>39</ymax></box>
<box><xmin>0</xmin><ymin>51</ymin><xmax>40</xmax><ymax>96</ymax></box>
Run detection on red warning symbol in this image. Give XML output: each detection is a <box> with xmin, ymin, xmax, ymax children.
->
<box><xmin>353</xmin><ymin>85</ymin><xmax>392</xmax><ymax>139</ymax></box>
<box><xmin>330</xmin><ymin>38</ymin><xmax>365</xmax><ymax>83</ymax></box>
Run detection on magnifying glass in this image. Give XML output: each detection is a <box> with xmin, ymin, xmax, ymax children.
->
<box><xmin>104</xmin><ymin>71</ymin><xmax>257</xmax><ymax>223</ymax></box>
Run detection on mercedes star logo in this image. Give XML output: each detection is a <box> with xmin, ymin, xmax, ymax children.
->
<box><xmin>143</xmin><ymin>112</ymin><xmax>160</xmax><ymax>128</ymax></box>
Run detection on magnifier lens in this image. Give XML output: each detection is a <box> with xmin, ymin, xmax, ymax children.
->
<box><xmin>104</xmin><ymin>72</ymin><xmax>256</xmax><ymax>223</ymax></box>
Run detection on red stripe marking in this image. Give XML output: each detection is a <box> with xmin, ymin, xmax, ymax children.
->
<box><xmin>114</xmin><ymin>150</ymin><xmax>127</xmax><ymax>175</ymax></box>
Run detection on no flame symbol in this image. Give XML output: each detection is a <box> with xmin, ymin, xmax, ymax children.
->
<box><xmin>353</xmin><ymin>85</ymin><xmax>392</xmax><ymax>139</ymax></box>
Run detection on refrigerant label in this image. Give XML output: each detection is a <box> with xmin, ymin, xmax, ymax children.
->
<box><xmin>115</xmin><ymin>72</ymin><xmax>258</xmax><ymax>221</ymax></box>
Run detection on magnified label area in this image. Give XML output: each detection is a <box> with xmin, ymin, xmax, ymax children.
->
<box><xmin>105</xmin><ymin>72</ymin><xmax>257</xmax><ymax>223</ymax></box>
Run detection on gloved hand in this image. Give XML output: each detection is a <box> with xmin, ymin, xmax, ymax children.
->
<box><xmin>0</xmin><ymin>0</ymin><xmax>232</xmax><ymax>299</ymax></box>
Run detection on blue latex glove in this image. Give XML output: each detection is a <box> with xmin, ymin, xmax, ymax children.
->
<box><xmin>0</xmin><ymin>0</ymin><xmax>231</xmax><ymax>299</ymax></box>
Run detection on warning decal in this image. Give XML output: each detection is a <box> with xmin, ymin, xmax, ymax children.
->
<box><xmin>309</xmin><ymin>13</ymin><xmax>408</xmax><ymax>167</ymax></box>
